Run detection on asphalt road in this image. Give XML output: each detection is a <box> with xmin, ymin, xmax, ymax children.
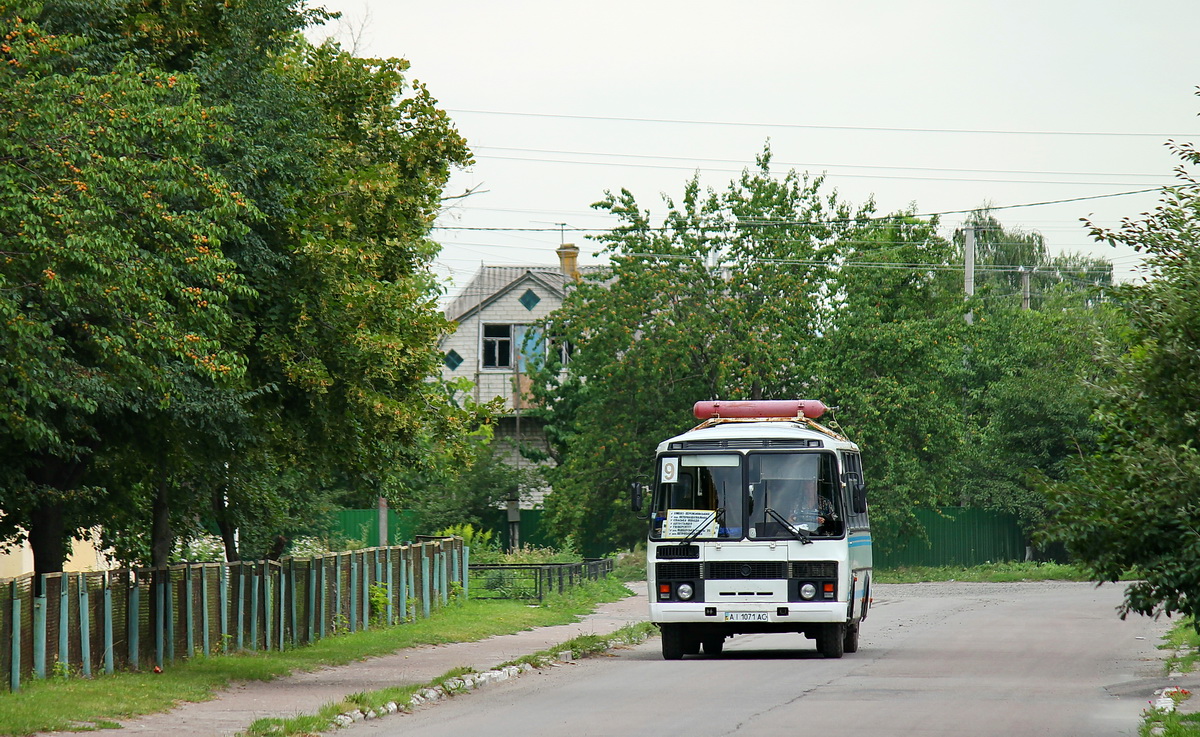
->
<box><xmin>342</xmin><ymin>581</ymin><xmax>1173</xmax><ymax>737</ymax></box>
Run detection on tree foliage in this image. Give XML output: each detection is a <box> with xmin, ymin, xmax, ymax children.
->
<box><xmin>0</xmin><ymin>0</ymin><xmax>486</xmax><ymax>571</ymax></box>
<box><xmin>1043</xmin><ymin>133</ymin><xmax>1200</xmax><ymax>622</ymax></box>
<box><xmin>532</xmin><ymin>151</ymin><xmax>1124</xmax><ymax>555</ymax></box>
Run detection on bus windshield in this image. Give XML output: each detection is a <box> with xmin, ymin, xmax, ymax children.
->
<box><xmin>747</xmin><ymin>452</ymin><xmax>843</xmax><ymax>539</ymax></box>
<box><xmin>650</xmin><ymin>454</ymin><xmax>744</xmax><ymax>540</ymax></box>
<box><xmin>649</xmin><ymin>451</ymin><xmax>843</xmax><ymax>541</ymax></box>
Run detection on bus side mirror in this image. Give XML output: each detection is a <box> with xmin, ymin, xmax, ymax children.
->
<box><xmin>630</xmin><ymin>481</ymin><xmax>645</xmax><ymax>513</ymax></box>
<box><xmin>852</xmin><ymin>482</ymin><xmax>868</xmax><ymax>514</ymax></box>
<box><xmin>846</xmin><ymin>473</ymin><xmax>868</xmax><ymax>514</ymax></box>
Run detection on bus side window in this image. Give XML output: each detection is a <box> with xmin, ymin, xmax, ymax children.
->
<box><xmin>818</xmin><ymin>454</ymin><xmax>843</xmax><ymax>536</ymax></box>
<box><xmin>843</xmin><ymin>452</ymin><xmax>870</xmax><ymax>528</ymax></box>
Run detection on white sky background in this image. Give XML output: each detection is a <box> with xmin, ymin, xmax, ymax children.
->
<box><xmin>306</xmin><ymin>1</ymin><xmax>1199</xmax><ymax>299</ymax></box>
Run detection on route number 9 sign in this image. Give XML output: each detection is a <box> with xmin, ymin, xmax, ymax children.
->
<box><xmin>660</xmin><ymin>457</ymin><xmax>679</xmax><ymax>484</ymax></box>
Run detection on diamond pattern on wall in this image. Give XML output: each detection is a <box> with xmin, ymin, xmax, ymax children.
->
<box><xmin>519</xmin><ymin>288</ymin><xmax>541</xmax><ymax>311</ymax></box>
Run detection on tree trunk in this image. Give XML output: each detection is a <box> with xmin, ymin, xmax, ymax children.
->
<box><xmin>150</xmin><ymin>469</ymin><xmax>172</xmax><ymax>568</ymax></box>
<box><xmin>28</xmin><ymin>500</ymin><xmax>66</xmax><ymax>577</ymax></box>
<box><xmin>211</xmin><ymin>488</ymin><xmax>240</xmax><ymax>562</ymax></box>
<box><xmin>27</xmin><ymin>454</ymin><xmax>90</xmax><ymax>578</ymax></box>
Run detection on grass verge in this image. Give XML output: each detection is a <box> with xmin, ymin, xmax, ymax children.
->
<box><xmin>1164</xmin><ymin>618</ymin><xmax>1200</xmax><ymax>676</ymax></box>
<box><xmin>874</xmin><ymin>561</ymin><xmax>1091</xmax><ymax>584</ymax></box>
<box><xmin>0</xmin><ymin>576</ymin><xmax>636</xmax><ymax>736</ymax></box>
<box><xmin>242</xmin><ymin>622</ymin><xmax>658</xmax><ymax>737</ymax></box>
<box><xmin>1137</xmin><ymin>618</ymin><xmax>1199</xmax><ymax>736</ymax></box>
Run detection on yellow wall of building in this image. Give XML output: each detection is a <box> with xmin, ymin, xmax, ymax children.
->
<box><xmin>0</xmin><ymin>530</ymin><xmax>114</xmax><ymax>580</ymax></box>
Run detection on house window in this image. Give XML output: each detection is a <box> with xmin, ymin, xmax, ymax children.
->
<box><xmin>482</xmin><ymin>324</ymin><xmax>512</xmax><ymax>368</ymax></box>
<box><xmin>444</xmin><ymin>350</ymin><xmax>463</xmax><ymax>371</ymax></box>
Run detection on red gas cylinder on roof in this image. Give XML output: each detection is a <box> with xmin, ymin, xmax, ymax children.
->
<box><xmin>693</xmin><ymin>399</ymin><xmax>827</xmax><ymax>421</ymax></box>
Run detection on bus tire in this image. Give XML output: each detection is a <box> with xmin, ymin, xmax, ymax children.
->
<box><xmin>843</xmin><ymin>622</ymin><xmax>860</xmax><ymax>653</ymax></box>
<box><xmin>819</xmin><ymin>624</ymin><xmax>845</xmax><ymax>659</ymax></box>
<box><xmin>702</xmin><ymin>636</ymin><xmax>724</xmax><ymax>656</ymax></box>
<box><xmin>661</xmin><ymin>624</ymin><xmax>685</xmax><ymax>660</ymax></box>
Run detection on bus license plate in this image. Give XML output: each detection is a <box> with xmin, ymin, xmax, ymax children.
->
<box><xmin>724</xmin><ymin>612</ymin><xmax>768</xmax><ymax>622</ymax></box>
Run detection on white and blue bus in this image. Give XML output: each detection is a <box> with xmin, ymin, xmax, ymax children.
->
<box><xmin>632</xmin><ymin>400</ymin><xmax>872</xmax><ymax>659</ymax></box>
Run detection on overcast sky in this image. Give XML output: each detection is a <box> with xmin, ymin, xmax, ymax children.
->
<box><xmin>308</xmin><ymin>1</ymin><xmax>1199</xmax><ymax>298</ymax></box>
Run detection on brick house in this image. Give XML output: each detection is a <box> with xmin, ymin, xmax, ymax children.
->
<box><xmin>439</xmin><ymin>245</ymin><xmax>586</xmax><ymax>507</ymax></box>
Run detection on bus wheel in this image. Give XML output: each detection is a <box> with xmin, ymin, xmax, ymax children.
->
<box><xmin>702</xmin><ymin>636</ymin><xmax>724</xmax><ymax>656</ymax></box>
<box><xmin>818</xmin><ymin>624</ymin><xmax>845</xmax><ymax>659</ymax></box>
<box><xmin>843</xmin><ymin>623</ymin><xmax>860</xmax><ymax>653</ymax></box>
<box><xmin>661</xmin><ymin>625</ymin><xmax>685</xmax><ymax>660</ymax></box>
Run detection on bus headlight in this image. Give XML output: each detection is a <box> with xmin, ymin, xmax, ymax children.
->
<box><xmin>677</xmin><ymin>583</ymin><xmax>695</xmax><ymax>600</ymax></box>
<box><xmin>800</xmin><ymin>583</ymin><xmax>817</xmax><ymax>600</ymax></box>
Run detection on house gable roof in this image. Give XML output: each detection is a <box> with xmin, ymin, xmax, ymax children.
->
<box><xmin>444</xmin><ymin>266</ymin><xmax>568</xmax><ymax>324</ymax></box>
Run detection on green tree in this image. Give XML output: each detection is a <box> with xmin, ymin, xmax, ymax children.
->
<box><xmin>0</xmin><ymin>5</ymin><xmax>252</xmax><ymax>574</ymax></box>
<box><xmin>2</xmin><ymin>1</ymin><xmax>488</xmax><ymax>569</ymax></box>
<box><xmin>531</xmin><ymin>150</ymin><xmax>875</xmax><ymax>553</ymax></box>
<box><xmin>1043</xmin><ymin>133</ymin><xmax>1200</xmax><ymax>622</ymax></box>
<box><xmin>814</xmin><ymin>216</ymin><xmax>969</xmax><ymax>543</ymax></box>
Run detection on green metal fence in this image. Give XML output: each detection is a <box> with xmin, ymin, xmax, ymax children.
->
<box><xmin>0</xmin><ymin>538</ymin><xmax>466</xmax><ymax>692</ymax></box>
<box><xmin>874</xmin><ymin>507</ymin><xmax>1027</xmax><ymax>568</ymax></box>
<box><xmin>468</xmin><ymin>559</ymin><xmax>615</xmax><ymax>601</ymax></box>
<box><xmin>330</xmin><ymin>509</ymin><xmax>422</xmax><ymax>548</ymax></box>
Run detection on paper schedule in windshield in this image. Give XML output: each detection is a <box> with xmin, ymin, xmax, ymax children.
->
<box><xmin>664</xmin><ymin>509</ymin><xmax>718</xmax><ymax>538</ymax></box>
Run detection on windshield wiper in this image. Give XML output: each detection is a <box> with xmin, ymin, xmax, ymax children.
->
<box><xmin>682</xmin><ymin>508</ymin><xmax>724</xmax><ymax>543</ymax></box>
<box><xmin>765</xmin><ymin>507</ymin><xmax>812</xmax><ymax>545</ymax></box>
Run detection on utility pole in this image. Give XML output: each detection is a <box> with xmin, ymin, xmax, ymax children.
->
<box><xmin>1020</xmin><ymin>267</ymin><xmax>1031</xmax><ymax>310</ymax></box>
<box><xmin>964</xmin><ymin>225</ymin><xmax>975</xmax><ymax>325</ymax></box>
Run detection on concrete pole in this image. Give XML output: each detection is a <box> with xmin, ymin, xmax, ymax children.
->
<box><xmin>964</xmin><ymin>226</ymin><xmax>975</xmax><ymax>325</ymax></box>
<box><xmin>377</xmin><ymin>496</ymin><xmax>388</xmax><ymax>548</ymax></box>
<box><xmin>1021</xmin><ymin>267</ymin><xmax>1031</xmax><ymax>311</ymax></box>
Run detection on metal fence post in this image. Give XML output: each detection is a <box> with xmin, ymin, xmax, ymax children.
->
<box><xmin>320</xmin><ymin>556</ymin><xmax>328</xmax><ymax>639</ymax></box>
<box><xmin>288</xmin><ymin>560</ymin><xmax>297</xmax><ymax>648</ymax></box>
<box><xmin>184</xmin><ymin>566</ymin><xmax>194</xmax><ymax>659</ymax></box>
<box><xmin>307</xmin><ymin>560</ymin><xmax>317</xmax><ymax>643</ymax></box>
<box><xmin>237</xmin><ymin>564</ymin><xmax>246</xmax><ymax>651</ymax></box>
<box><xmin>263</xmin><ymin>561</ymin><xmax>272</xmax><ymax>652</ymax></box>
<box><xmin>334</xmin><ymin>554</ymin><xmax>342</xmax><ymax>634</ymax></box>
<box><xmin>10</xmin><ymin>580</ymin><xmax>21</xmax><ymax>692</ymax></box>
<box><xmin>128</xmin><ymin>574</ymin><xmax>140</xmax><ymax>669</ymax></box>
<box><xmin>32</xmin><ymin>577</ymin><xmax>46</xmax><ymax>680</ymax></box>
<box><xmin>421</xmin><ymin>547</ymin><xmax>431</xmax><ymax>619</ymax></box>
<box><xmin>361</xmin><ymin>551</ymin><xmax>370</xmax><ymax>630</ymax></box>
<box><xmin>200</xmin><ymin>566</ymin><xmax>210</xmax><ymax>657</ymax></box>
<box><xmin>102</xmin><ymin>572</ymin><xmax>114</xmax><ymax>674</ymax></box>
<box><xmin>250</xmin><ymin>569</ymin><xmax>259</xmax><ymax>651</ymax></box>
<box><xmin>154</xmin><ymin>574</ymin><xmax>165</xmax><ymax>670</ymax></box>
<box><xmin>219</xmin><ymin>565</ymin><xmax>228</xmax><ymax>654</ymax></box>
<box><xmin>398</xmin><ymin>548</ymin><xmax>408</xmax><ymax>623</ymax></box>
<box><xmin>349</xmin><ymin>554</ymin><xmax>358</xmax><ymax>633</ymax></box>
<box><xmin>463</xmin><ymin>547</ymin><xmax>470</xmax><ymax>601</ymax></box>
<box><xmin>385</xmin><ymin>548</ymin><xmax>394</xmax><ymax>625</ymax></box>
<box><xmin>58</xmin><ymin>575</ymin><xmax>69</xmax><ymax>675</ymax></box>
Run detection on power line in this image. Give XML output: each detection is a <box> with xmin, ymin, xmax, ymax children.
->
<box><xmin>431</xmin><ymin>187</ymin><xmax>1168</xmax><ymax>232</ymax></box>
<box><xmin>621</xmin><ymin>252</ymin><xmax>1116</xmax><ymax>274</ymax></box>
<box><xmin>451</xmin><ymin>108</ymin><xmax>1199</xmax><ymax>139</ymax></box>
<box><xmin>476</xmin><ymin>153</ymin><xmax>1169</xmax><ymax>187</ymax></box>
<box><xmin>473</xmin><ymin>145</ymin><xmax>1168</xmax><ymax>179</ymax></box>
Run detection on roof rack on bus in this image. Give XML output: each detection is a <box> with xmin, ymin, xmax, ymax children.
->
<box><xmin>690</xmin><ymin>399</ymin><xmax>847</xmax><ymax>441</ymax></box>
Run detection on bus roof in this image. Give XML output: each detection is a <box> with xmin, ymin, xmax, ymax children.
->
<box><xmin>656</xmin><ymin>417</ymin><xmax>859</xmax><ymax>454</ymax></box>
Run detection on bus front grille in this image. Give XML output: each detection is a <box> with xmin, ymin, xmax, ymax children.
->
<box><xmin>705</xmin><ymin>561</ymin><xmax>788</xmax><ymax>580</ymax></box>
<box><xmin>791</xmin><ymin>561</ymin><xmax>838</xmax><ymax>579</ymax></box>
<box><xmin>656</xmin><ymin>562</ymin><xmax>701</xmax><ymax>579</ymax></box>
